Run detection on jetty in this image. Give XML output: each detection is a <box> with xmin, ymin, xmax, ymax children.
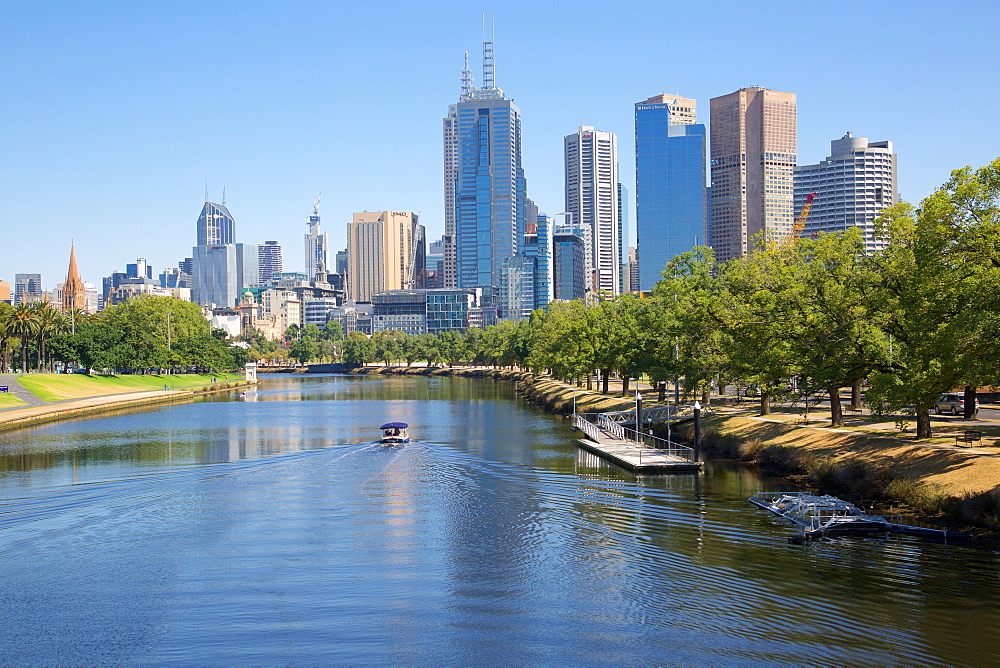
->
<box><xmin>572</xmin><ymin>411</ymin><xmax>701</xmax><ymax>473</ymax></box>
<box><xmin>749</xmin><ymin>491</ymin><xmax>971</xmax><ymax>543</ymax></box>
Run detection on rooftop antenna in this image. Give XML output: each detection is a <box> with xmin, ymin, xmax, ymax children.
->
<box><xmin>482</xmin><ymin>13</ymin><xmax>495</xmax><ymax>89</ymax></box>
<box><xmin>460</xmin><ymin>50</ymin><xmax>474</xmax><ymax>99</ymax></box>
<box><xmin>205</xmin><ymin>182</ymin><xmax>209</xmax><ymax>202</ymax></box>
<box><xmin>222</xmin><ymin>186</ymin><xmax>227</xmax><ymax>206</ymax></box>
<box><xmin>312</xmin><ymin>192</ymin><xmax>322</xmax><ymax>218</ymax></box>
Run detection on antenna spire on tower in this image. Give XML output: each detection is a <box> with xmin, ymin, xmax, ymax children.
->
<box><xmin>482</xmin><ymin>13</ymin><xmax>495</xmax><ymax>89</ymax></box>
<box><xmin>205</xmin><ymin>182</ymin><xmax>209</xmax><ymax>202</ymax></box>
<box><xmin>460</xmin><ymin>50</ymin><xmax>474</xmax><ymax>99</ymax></box>
<box><xmin>222</xmin><ymin>186</ymin><xmax>226</xmax><ymax>206</ymax></box>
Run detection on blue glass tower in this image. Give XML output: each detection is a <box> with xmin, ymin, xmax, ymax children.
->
<box><xmin>445</xmin><ymin>44</ymin><xmax>526</xmax><ymax>290</ymax></box>
<box><xmin>634</xmin><ymin>95</ymin><xmax>706</xmax><ymax>292</ymax></box>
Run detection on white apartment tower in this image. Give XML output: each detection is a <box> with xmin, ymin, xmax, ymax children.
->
<box><xmin>565</xmin><ymin>126</ymin><xmax>620</xmax><ymax>296</ymax></box>
<box><xmin>794</xmin><ymin>132</ymin><xmax>898</xmax><ymax>254</ymax></box>
<box><xmin>305</xmin><ymin>195</ymin><xmax>328</xmax><ymax>281</ymax></box>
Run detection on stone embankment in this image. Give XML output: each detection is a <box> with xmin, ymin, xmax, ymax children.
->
<box><xmin>0</xmin><ymin>380</ymin><xmax>256</xmax><ymax>434</ymax></box>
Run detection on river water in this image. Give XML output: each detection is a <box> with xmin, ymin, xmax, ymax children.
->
<box><xmin>0</xmin><ymin>374</ymin><xmax>997</xmax><ymax>664</ymax></box>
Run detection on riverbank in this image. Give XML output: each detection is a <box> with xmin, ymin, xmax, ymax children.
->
<box><xmin>351</xmin><ymin>364</ymin><xmax>1000</xmax><ymax>532</ymax></box>
<box><xmin>0</xmin><ymin>373</ymin><xmax>255</xmax><ymax>434</ymax></box>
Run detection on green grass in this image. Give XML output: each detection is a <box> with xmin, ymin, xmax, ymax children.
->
<box><xmin>17</xmin><ymin>373</ymin><xmax>244</xmax><ymax>402</ymax></box>
<box><xmin>0</xmin><ymin>393</ymin><xmax>26</xmax><ymax>407</ymax></box>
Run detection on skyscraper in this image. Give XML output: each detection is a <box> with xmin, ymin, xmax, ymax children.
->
<box><xmin>634</xmin><ymin>94</ymin><xmax>707</xmax><ymax>291</ymax></box>
<box><xmin>196</xmin><ymin>201</ymin><xmax>235</xmax><ymax>246</ymax></box>
<box><xmin>794</xmin><ymin>132</ymin><xmax>898</xmax><ymax>254</ymax></box>
<box><xmin>347</xmin><ymin>211</ymin><xmax>422</xmax><ymax>302</ymax></box>
<box><xmin>61</xmin><ymin>244</ymin><xmax>86</xmax><ymax>313</ymax></box>
<box><xmin>709</xmin><ymin>87</ymin><xmax>797</xmax><ymax>263</ymax></box>
<box><xmin>192</xmin><ymin>199</ymin><xmax>238</xmax><ymax>307</ymax></box>
<box><xmin>443</xmin><ymin>43</ymin><xmax>526</xmax><ymax>290</ymax></box>
<box><xmin>14</xmin><ymin>274</ymin><xmax>42</xmax><ymax>305</ymax></box>
<box><xmin>259</xmin><ymin>241</ymin><xmax>283</xmax><ymax>285</ymax></box>
<box><xmin>565</xmin><ymin>126</ymin><xmax>620</xmax><ymax>296</ymax></box>
<box><xmin>304</xmin><ymin>195</ymin><xmax>328</xmax><ymax>280</ymax></box>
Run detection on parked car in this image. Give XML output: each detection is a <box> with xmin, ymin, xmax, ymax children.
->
<box><xmin>934</xmin><ymin>392</ymin><xmax>979</xmax><ymax>416</ymax></box>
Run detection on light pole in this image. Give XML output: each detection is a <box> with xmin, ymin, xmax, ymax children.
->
<box><xmin>693</xmin><ymin>400</ymin><xmax>702</xmax><ymax>461</ymax></box>
<box><xmin>573</xmin><ymin>368</ymin><xmax>580</xmax><ymax>419</ymax></box>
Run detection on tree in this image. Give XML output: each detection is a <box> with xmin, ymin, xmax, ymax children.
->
<box><xmin>866</xmin><ymin>158</ymin><xmax>1000</xmax><ymax>438</ymax></box>
<box><xmin>8</xmin><ymin>303</ymin><xmax>39</xmax><ymax>373</ymax></box>
<box><xmin>0</xmin><ymin>303</ymin><xmax>15</xmax><ymax>372</ymax></box>
<box><xmin>341</xmin><ymin>331</ymin><xmax>375</xmax><ymax>366</ymax></box>
<box><xmin>322</xmin><ymin>319</ymin><xmax>343</xmax><ymax>341</ymax></box>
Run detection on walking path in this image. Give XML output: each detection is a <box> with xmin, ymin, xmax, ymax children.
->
<box><xmin>0</xmin><ymin>374</ymin><xmax>46</xmax><ymax>408</ymax></box>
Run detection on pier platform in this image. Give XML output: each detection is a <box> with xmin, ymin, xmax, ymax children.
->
<box><xmin>573</xmin><ymin>414</ymin><xmax>701</xmax><ymax>473</ymax></box>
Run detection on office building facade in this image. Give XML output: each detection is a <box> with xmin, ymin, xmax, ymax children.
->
<box><xmin>197</xmin><ymin>201</ymin><xmax>235</xmax><ymax>246</ymax></box>
<box><xmin>258</xmin><ymin>241</ymin><xmax>283</xmax><ymax>285</ymax></box>
<box><xmin>795</xmin><ymin>132</ymin><xmax>898</xmax><ymax>253</ymax></box>
<box><xmin>635</xmin><ymin>94</ymin><xmax>707</xmax><ymax>291</ymax></box>
<box><xmin>14</xmin><ymin>273</ymin><xmax>43</xmax><ymax>305</ymax></box>
<box><xmin>192</xmin><ymin>244</ymin><xmax>238</xmax><ymax>307</ymax></box>
<box><xmin>444</xmin><ymin>44</ymin><xmax>526</xmax><ymax>291</ymax></box>
<box><xmin>565</xmin><ymin>126</ymin><xmax>620</xmax><ymax>296</ymax></box>
<box><xmin>346</xmin><ymin>211</ymin><xmax>422</xmax><ymax>302</ymax></box>
<box><xmin>709</xmin><ymin>87</ymin><xmax>797</xmax><ymax>263</ymax></box>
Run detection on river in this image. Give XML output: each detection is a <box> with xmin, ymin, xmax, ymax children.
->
<box><xmin>0</xmin><ymin>373</ymin><xmax>997</xmax><ymax>664</ymax></box>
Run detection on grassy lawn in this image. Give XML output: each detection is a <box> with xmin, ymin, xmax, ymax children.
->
<box><xmin>18</xmin><ymin>373</ymin><xmax>244</xmax><ymax>402</ymax></box>
<box><xmin>0</xmin><ymin>393</ymin><xmax>26</xmax><ymax>408</ymax></box>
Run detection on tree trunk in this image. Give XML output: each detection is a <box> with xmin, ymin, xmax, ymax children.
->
<box><xmin>701</xmin><ymin>385</ymin><xmax>710</xmax><ymax>406</ymax></box>
<box><xmin>622</xmin><ymin>376</ymin><xmax>630</xmax><ymax>397</ymax></box>
<box><xmin>718</xmin><ymin>382</ymin><xmax>727</xmax><ymax>397</ymax></box>
<box><xmin>658</xmin><ymin>382</ymin><xmax>666</xmax><ymax>402</ymax></box>
<box><xmin>602</xmin><ymin>370</ymin><xmax>610</xmax><ymax>394</ymax></box>
<box><xmin>759</xmin><ymin>390</ymin><xmax>771</xmax><ymax>416</ymax></box>
<box><xmin>586</xmin><ymin>372</ymin><xmax>592</xmax><ymax>391</ymax></box>
<box><xmin>964</xmin><ymin>385</ymin><xmax>978</xmax><ymax>420</ymax></box>
<box><xmin>828</xmin><ymin>385</ymin><xmax>844</xmax><ymax>427</ymax></box>
<box><xmin>851</xmin><ymin>379</ymin><xmax>862</xmax><ymax>410</ymax></box>
<box><xmin>916</xmin><ymin>408</ymin><xmax>932</xmax><ymax>439</ymax></box>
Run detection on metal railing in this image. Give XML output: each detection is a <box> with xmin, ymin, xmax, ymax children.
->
<box><xmin>574</xmin><ymin>412</ymin><xmax>695</xmax><ymax>462</ymax></box>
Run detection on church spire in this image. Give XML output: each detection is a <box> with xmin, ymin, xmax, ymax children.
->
<box><xmin>62</xmin><ymin>244</ymin><xmax>86</xmax><ymax>313</ymax></box>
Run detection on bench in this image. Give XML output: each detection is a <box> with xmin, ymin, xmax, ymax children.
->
<box><xmin>842</xmin><ymin>403</ymin><xmax>862</xmax><ymax>415</ymax></box>
<box><xmin>955</xmin><ymin>430</ymin><xmax>982</xmax><ymax>447</ymax></box>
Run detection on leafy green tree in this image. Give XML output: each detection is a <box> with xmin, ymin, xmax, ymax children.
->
<box><xmin>0</xmin><ymin>302</ymin><xmax>15</xmax><ymax>372</ymax></box>
<box><xmin>341</xmin><ymin>331</ymin><xmax>375</xmax><ymax>366</ymax></box>
<box><xmin>866</xmin><ymin>158</ymin><xmax>1000</xmax><ymax>438</ymax></box>
<box><xmin>289</xmin><ymin>337</ymin><xmax>319</xmax><ymax>364</ymax></box>
<box><xmin>322</xmin><ymin>320</ymin><xmax>343</xmax><ymax>341</ymax></box>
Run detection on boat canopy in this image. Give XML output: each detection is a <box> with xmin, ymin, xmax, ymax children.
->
<box><xmin>380</xmin><ymin>422</ymin><xmax>409</xmax><ymax>430</ymax></box>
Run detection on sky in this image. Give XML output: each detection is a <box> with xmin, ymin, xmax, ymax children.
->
<box><xmin>2</xmin><ymin>0</ymin><xmax>998</xmax><ymax>290</ymax></box>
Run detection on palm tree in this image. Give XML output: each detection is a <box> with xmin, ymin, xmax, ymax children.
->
<box><xmin>33</xmin><ymin>303</ymin><xmax>68</xmax><ymax>371</ymax></box>
<box><xmin>0</xmin><ymin>304</ymin><xmax>14</xmax><ymax>372</ymax></box>
<box><xmin>8</xmin><ymin>304</ymin><xmax>39</xmax><ymax>374</ymax></box>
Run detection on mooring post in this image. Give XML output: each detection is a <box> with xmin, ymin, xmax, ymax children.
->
<box><xmin>635</xmin><ymin>389</ymin><xmax>643</xmax><ymax>443</ymax></box>
<box><xmin>693</xmin><ymin>400</ymin><xmax>702</xmax><ymax>461</ymax></box>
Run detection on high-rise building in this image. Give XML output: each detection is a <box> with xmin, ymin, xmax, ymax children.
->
<box><xmin>709</xmin><ymin>87</ymin><xmax>797</xmax><ymax>263</ymax></box>
<box><xmin>305</xmin><ymin>195</ymin><xmax>328</xmax><ymax>281</ymax></box>
<box><xmin>236</xmin><ymin>243</ymin><xmax>260</xmax><ymax>291</ymax></box>
<box><xmin>795</xmin><ymin>132</ymin><xmax>898</xmax><ymax>254</ymax></box>
<box><xmin>617</xmin><ymin>183</ymin><xmax>630</xmax><ymax>294</ymax></box>
<box><xmin>126</xmin><ymin>258</ymin><xmax>153</xmax><ymax>280</ymax></box>
<box><xmin>14</xmin><ymin>274</ymin><xmax>42</xmax><ymax>305</ymax></box>
<box><xmin>196</xmin><ymin>201</ymin><xmax>235</xmax><ymax>246</ymax></box>
<box><xmin>565</xmin><ymin>126</ymin><xmax>620</xmax><ymax>296</ymax></box>
<box><xmin>635</xmin><ymin>94</ymin><xmax>707</xmax><ymax>291</ymax></box>
<box><xmin>258</xmin><ymin>241</ymin><xmax>283</xmax><ymax>285</ymax></box>
<box><xmin>61</xmin><ymin>244</ymin><xmax>86</xmax><ymax>313</ymax></box>
<box><xmin>192</xmin><ymin>244</ymin><xmax>238</xmax><ymax>307</ymax></box>
<box><xmin>443</xmin><ymin>44</ymin><xmax>526</xmax><ymax>290</ymax></box>
<box><xmin>346</xmin><ymin>211</ymin><xmax>422</xmax><ymax>302</ymax></box>
<box><xmin>552</xmin><ymin>225</ymin><xmax>589</xmax><ymax>301</ymax></box>
<box><xmin>0</xmin><ymin>280</ymin><xmax>11</xmax><ymax>304</ymax></box>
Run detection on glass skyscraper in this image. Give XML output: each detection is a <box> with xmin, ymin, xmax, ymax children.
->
<box><xmin>634</xmin><ymin>95</ymin><xmax>707</xmax><ymax>292</ymax></box>
<box><xmin>443</xmin><ymin>44</ymin><xmax>526</xmax><ymax>291</ymax></box>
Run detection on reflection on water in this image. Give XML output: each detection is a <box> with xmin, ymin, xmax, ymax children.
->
<box><xmin>0</xmin><ymin>373</ymin><xmax>998</xmax><ymax>664</ymax></box>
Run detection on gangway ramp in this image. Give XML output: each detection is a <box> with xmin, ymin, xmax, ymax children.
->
<box><xmin>573</xmin><ymin>413</ymin><xmax>701</xmax><ymax>473</ymax></box>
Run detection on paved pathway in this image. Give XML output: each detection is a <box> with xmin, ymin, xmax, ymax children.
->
<box><xmin>0</xmin><ymin>374</ymin><xmax>46</xmax><ymax>408</ymax></box>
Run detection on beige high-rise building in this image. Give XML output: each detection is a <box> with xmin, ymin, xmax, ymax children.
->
<box><xmin>347</xmin><ymin>211</ymin><xmax>421</xmax><ymax>302</ymax></box>
<box><xmin>709</xmin><ymin>87</ymin><xmax>796</xmax><ymax>263</ymax></box>
<box><xmin>0</xmin><ymin>280</ymin><xmax>10</xmax><ymax>303</ymax></box>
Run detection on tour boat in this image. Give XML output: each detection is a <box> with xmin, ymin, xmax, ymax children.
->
<box><xmin>379</xmin><ymin>422</ymin><xmax>410</xmax><ymax>444</ymax></box>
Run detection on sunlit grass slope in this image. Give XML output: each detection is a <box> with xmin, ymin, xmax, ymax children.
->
<box><xmin>18</xmin><ymin>373</ymin><xmax>243</xmax><ymax>402</ymax></box>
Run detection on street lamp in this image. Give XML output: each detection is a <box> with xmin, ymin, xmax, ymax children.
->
<box><xmin>693</xmin><ymin>400</ymin><xmax>702</xmax><ymax>462</ymax></box>
<box><xmin>573</xmin><ymin>368</ymin><xmax>580</xmax><ymax>419</ymax></box>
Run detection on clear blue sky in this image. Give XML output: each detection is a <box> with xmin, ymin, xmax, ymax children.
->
<box><xmin>2</xmin><ymin>0</ymin><xmax>997</xmax><ymax>290</ymax></box>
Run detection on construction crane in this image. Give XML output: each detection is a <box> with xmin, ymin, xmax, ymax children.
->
<box><xmin>790</xmin><ymin>192</ymin><xmax>817</xmax><ymax>242</ymax></box>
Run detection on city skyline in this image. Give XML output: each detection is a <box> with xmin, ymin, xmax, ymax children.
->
<box><xmin>2</xmin><ymin>1</ymin><xmax>997</xmax><ymax>288</ymax></box>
